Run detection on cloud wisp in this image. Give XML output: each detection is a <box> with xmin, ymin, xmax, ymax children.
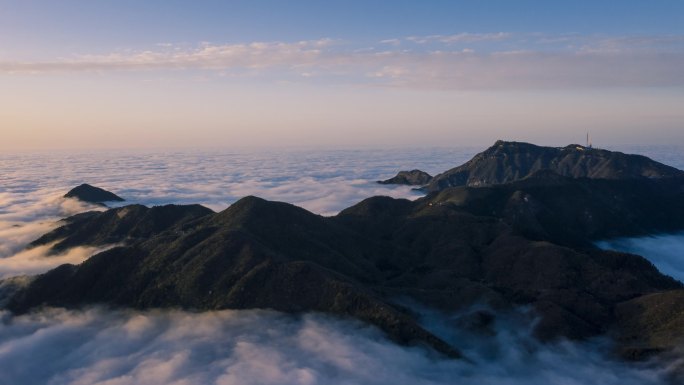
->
<box><xmin>406</xmin><ymin>32</ymin><xmax>512</xmax><ymax>44</ymax></box>
<box><xmin>597</xmin><ymin>232</ymin><xmax>684</xmax><ymax>283</ymax></box>
<box><xmin>2</xmin><ymin>34</ymin><xmax>684</xmax><ymax>89</ymax></box>
<box><xmin>0</xmin><ymin>187</ymin><xmax>108</xmax><ymax>279</ymax></box>
<box><xmin>0</xmin><ymin>307</ymin><xmax>672</xmax><ymax>385</ymax></box>
<box><xmin>0</xmin><ymin>242</ymin><xmax>116</xmax><ymax>280</ymax></box>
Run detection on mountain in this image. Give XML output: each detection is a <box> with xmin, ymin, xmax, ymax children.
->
<box><xmin>426</xmin><ymin>171</ymin><xmax>684</xmax><ymax>246</ymax></box>
<box><xmin>64</xmin><ymin>183</ymin><xmax>125</xmax><ymax>203</ymax></box>
<box><xmin>418</xmin><ymin>141</ymin><xmax>683</xmax><ymax>191</ymax></box>
<box><xmin>14</xmin><ymin>196</ymin><xmax>460</xmax><ymax>357</ymax></box>
<box><xmin>378</xmin><ymin>169</ymin><xmax>433</xmax><ymax>185</ymax></box>
<box><xmin>7</xmin><ymin>170</ymin><xmax>684</xmax><ymax>361</ymax></box>
<box><xmin>30</xmin><ymin>203</ymin><xmax>214</xmax><ymax>253</ymax></box>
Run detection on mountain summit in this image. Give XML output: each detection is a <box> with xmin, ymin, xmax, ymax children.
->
<box><xmin>387</xmin><ymin>141</ymin><xmax>683</xmax><ymax>191</ymax></box>
<box><xmin>64</xmin><ymin>183</ymin><xmax>125</xmax><ymax>204</ymax></box>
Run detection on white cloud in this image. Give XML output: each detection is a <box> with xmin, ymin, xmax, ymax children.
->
<box><xmin>574</xmin><ymin>35</ymin><xmax>684</xmax><ymax>54</ymax></box>
<box><xmin>0</xmin><ymin>191</ymin><xmax>113</xmax><ymax>279</ymax></box>
<box><xmin>0</xmin><ymin>190</ymin><xmax>104</xmax><ymax>268</ymax></box>
<box><xmin>0</xmin><ymin>148</ymin><xmax>464</xmax><ymax>217</ymax></box>
<box><xmin>597</xmin><ymin>232</ymin><xmax>684</xmax><ymax>283</ymax></box>
<box><xmin>2</xmin><ymin>35</ymin><xmax>683</xmax><ymax>90</ymax></box>
<box><xmin>379</xmin><ymin>39</ymin><xmax>402</xmax><ymax>46</ymax></box>
<box><xmin>0</xmin><ymin>39</ymin><xmax>335</xmax><ymax>74</ymax></box>
<box><xmin>406</xmin><ymin>32</ymin><xmax>512</xmax><ymax>44</ymax></box>
<box><xmin>0</xmin><ymin>242</ymin><xmax>115</xmax><ymax>280</ymax></box>
<box><xmin>0</xmin><ymin>307</ymin><xmax>673</xmax><ymax>385</ymax></box>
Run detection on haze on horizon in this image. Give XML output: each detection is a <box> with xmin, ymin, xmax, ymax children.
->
<box><xmin>1</xmin><ymin>0</ymin><xmax>683</xmax><ymax>150</ymax></box>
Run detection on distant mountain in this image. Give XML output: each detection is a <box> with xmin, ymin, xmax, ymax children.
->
<box><xmin>8</xmin><ymin>167</ymin><xmax>684</xmax><ymax>361</ymax></box>
<box><xmin>379</xmin><ymin>141</ymin><xmax>683</xmax><ymax>191</ymax></box>
<box><xmin>64</xmin><ymin>183</ymin><xmax>125</xmax><ymax>203</ymax></box>
<box><xmin>378</xmin><ymin>169</ymin><xmax>433</xmax><ymax>185</ymax></box>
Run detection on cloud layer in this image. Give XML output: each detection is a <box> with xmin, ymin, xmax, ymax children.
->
<box><xmin>597</xmin><ymin>232</ymin><xmax>684</xmax><ymax>283</ymax></box>
<box><xmin>1</xmin><ymin>147</ymin><xmax>683</xmax><ymax>383</ymax></box>
<box><xmin>0</xmin><ymin>307</ymin><xmax>671</xmax><ymax>385</ymax></box>
<box><xmin>0</xmin><ymin>148</ymin><xmax>474</xmax><ymax>216</ymax></box>
<box><xmin>3</xmin><ymin>34</ymin><xmax>684</xmax><ymax>89</ymax></box>
<box><xmin>0</xmin><ymin>148</ymin><xmax>475</xmax><ymax>278</ymax></box>
<box><xmin>1</xmin><ymin>146</ymin><xmax>682</xmax><ymax>279</ymax></box>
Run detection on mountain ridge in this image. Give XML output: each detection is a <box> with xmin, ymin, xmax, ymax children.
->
<box><xmin>378</xmin><ymin>141</ymin><xmax>683</xmax><ymax>191</ymax></box>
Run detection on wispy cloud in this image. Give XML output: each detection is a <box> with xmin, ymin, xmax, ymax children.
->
<box><xmin>0</xmin><ymin>242</ymin><xmax>115</xmax><ymax>279</ymax></box>
<box><xmin>0</xmin><ymin>39</ymin><xmax>334</xmax><ymax>74</ymax></box>
<box><xmin>597</xmin><ymin>232</ymin><xmax>684</xmax><ymax>283</ymax></box>
<box><xmin>406</xmin><ymin>32</ymin><xmax>512</xmax><ymax>44</ymax></box>
<box><xmin>0</xmin><ymin>306</ymin><xmax>673</xmax><ymax>385</ymax></box>
<box><xmin>576</xmin><ymin>35</ymin><xmax>684</xmax><ymax>54</ymax></box>
<box><xmin>2</xmin><ymin>34</ymin><xmax>684</xmax><ymax>89</ymax></box>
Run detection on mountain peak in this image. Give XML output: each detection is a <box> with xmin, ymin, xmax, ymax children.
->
<box><xmin>423</xmin><ymin>141</ymin><xmax>683</xmax><ymax>191</ymax></box>
<box><xmin>64</xmin><ymin>183</ymin><xmax>125</xmax><ymax>204</ymax></box>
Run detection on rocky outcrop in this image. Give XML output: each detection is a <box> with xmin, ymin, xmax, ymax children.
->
<box><xmin>64</xmin><ymin>184</ymin><xmax>125</xmax><ymax>203</ymax></box>
<box><xmin>378</xmin><ymin>170</ymin><xmax>433</xmax><ymax>186</ymax></box>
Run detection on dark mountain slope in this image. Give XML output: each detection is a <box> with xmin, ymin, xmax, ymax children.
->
<box><xmin>11</xmin><ymin>196</ymin><xmax>460</xmax><ymax>357</ymax></box>
<box><xmin>30</xmin><ymin>204</ymin><xmax>214</xmax><ymax>252</ymax></box>
<box><xmin>425</xmin><ymin>172</ymin><xmax>684</xmax><ymax>246</ymax></box>
<box><xmin>615</xmin><ymin>289</ymin><xmax>684</xmax><ymax>360</ymax></box>
<box><xmin>336</xmin><ymin>190</ymin><xmax>682</xmax><ymax>342</ymax></box>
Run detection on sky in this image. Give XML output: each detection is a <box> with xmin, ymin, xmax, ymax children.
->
<box><xmin>1</xmin><ymin>1</ymin><xmax>683</xmax><ymax>150</ymax></box>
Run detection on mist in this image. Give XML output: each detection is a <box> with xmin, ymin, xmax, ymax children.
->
<box><xmin>0</xmin><ymin>307</ymin><xmax>670</xmax><ymax>385</ymax></box>
<box><xmin>596</xmin><ymin>232</ymin><xmax>684</xmax><ymax>283</ymax></box>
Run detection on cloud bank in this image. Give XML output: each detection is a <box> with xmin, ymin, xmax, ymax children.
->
<box><xmin>0</xmin><ymin>148</ymin><xmax>473</xmax><ymax>278</ymax></box>
<box><xmin>1</xmin><ymin>148</ymin><xmax>683</xmax><ymax>383</ymax></box>
<box><xmin>0</xmin><ymin>190</ymin><xmax>108</xmax><ymax>278</ymax></box>
<box><xmin>597</xmin><ymin>232</ymin><xmax>684</xmax><ymax>283</ymax></box>
<box><xmin>2</xmin><ymin>34</ymin><xmax>684</xmax><ymax>89</ymax></box>
<box><xmin>0</xmin><ymin>307</ymin><xmax>671</xmax><ymax>385</ymax></box>
<box><xmin>0</xmin><ymin>243</ymin><xmax>116</xmax><ymax>280</ymax></box>
<box><xmin>0</xmin><ymin>148</ymin><xmax>472</xmax><ymax>216</ymax></box>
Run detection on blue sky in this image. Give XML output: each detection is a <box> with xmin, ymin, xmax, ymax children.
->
<box><xmin>1</xmin><ymin>1</ymin><xmax>683</xmax><ymax>149</ymax></box>
<box><xmin>3</xmin><ymin>1</ymin><xmax>684</xmax><ymax>48</ymax></box>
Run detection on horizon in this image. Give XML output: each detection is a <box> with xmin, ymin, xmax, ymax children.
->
<box><xmin>2</xmin><ymin>139</ymin><xmax>683</xmax><ymax>155</ymax></box>
<box><xmin>2</xmin><ymin>1</ymin><xmax>683</xmax><ymax>150</ymax></box>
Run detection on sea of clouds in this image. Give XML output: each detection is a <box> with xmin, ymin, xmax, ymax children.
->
<box><xmin>597</xmin><ymin>232</ymin><xmax>684</xmax><ymax>283</ymax></box>
<box><xmin>0</xmin><ymin>307</ymin><xmax>671</xmax><ymax>385</ymax></box>
<box><xmin>0</xmin><ymin>145</ymin><xmax>682</xmax><ymax>384</ymax></box>
<box><xmin>0</xmin><ymin>147</ymin><xmax>476</xmax><ymax>278</ymax></box>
